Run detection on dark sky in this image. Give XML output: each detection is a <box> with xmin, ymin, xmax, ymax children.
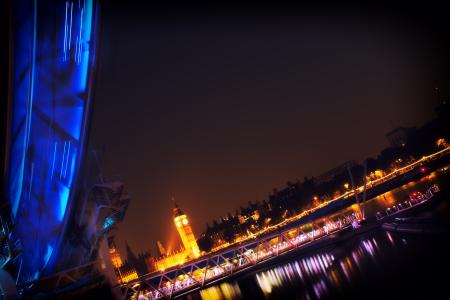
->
<box><xmin>89</xmin><ymin>4</ymin><xmax>448</xmax><ymax>255</ymax></box>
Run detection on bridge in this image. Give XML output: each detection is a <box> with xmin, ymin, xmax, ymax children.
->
<box><xmin>117</xmin><ymin>214</ymin><xmax>356</xmax><ymax>299</ymax></box>
<box><xmin>116</xmin><ymin>146</ymin><xmax>450</xmax><ymax>300</ymax></box>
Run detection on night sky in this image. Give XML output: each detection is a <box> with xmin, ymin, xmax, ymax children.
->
<box><xmin>88</xmin><ymin>4</ymin><xmax>448</xmax><ymax>255</ymax></box>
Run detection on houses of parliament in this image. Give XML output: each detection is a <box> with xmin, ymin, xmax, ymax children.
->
<box><xmin>109</xmin><ymin>201</ymin><xmax>201</xmax><ymax>283</ymax></box>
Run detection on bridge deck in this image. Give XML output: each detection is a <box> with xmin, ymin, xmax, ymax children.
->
<box><xmin>117</xmin><ymin>149</ymin><xmax>448</xmax><ymax>300</ymax></box>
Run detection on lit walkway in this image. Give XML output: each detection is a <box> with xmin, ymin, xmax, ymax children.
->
<box><xmin>118</xmin><ymin>147</ymin><xmax>448</xmax><ymax>299</ymax></box>
<box><xmin>125</xmin><ymin>215</ymin><xmax>355</xmax><ymax>299</ymax></box>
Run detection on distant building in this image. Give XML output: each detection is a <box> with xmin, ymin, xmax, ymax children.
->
<box><xmin>124</xmin><ymin>242</ymin><xmax>153</xmax><ymax>276</ymax></box>
<box><xmin>107</xmin><ymin>237</ymin><xmax>138</xmax><ymax>284</ymax></box>
<box><xmin>173</xmin><ymin>203</ymin><xmax>201</xmax><ymax>258</ymax></box>
<box><xmin>108</xmin><ymin>237</ymin><xmax>123</xmax><ymax>270</ymax></box>
<box><xmin>317</xmin><ymin>160</ymin><xmax>358</xmax><ymax>183</ymax></box>
<box><xmin>156</xmin><ymin>241</ymin><xmax>167</xmax><ymax>257</ymax></box>
<box><xmin>155</xmin><ymin>202</ymin><xmax>201</xmax><ymax>271</ymax></box>
<box><xmin>386</xmin><ymin>127</ymin><xmax>416</xmax><ymax>148</ymax></box>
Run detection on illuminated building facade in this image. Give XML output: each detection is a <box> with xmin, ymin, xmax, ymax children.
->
<box><xmin>109</xmin><ymin>245</ymin><xmax>123</xmax><ymax>270</ymax></box>
<box><xmin>173</xmin><ymin>203</ymin><xmax>201</xmax><ymax>258</ymax></box>
<box><xmin>155</xmin><ymin>250</ymin><xmax>188</xmax><ymax>271</ymax></box>
<box><xmin>156</xmin><ymin>240</ymin><xmax>167</xmax><ymax>256</ymax></box>
<box><xmin>107</xmin><ymin>237</ymin><xmax>138</xmax><ymax>284</ymax></box>
<box><xmin>155</xmin><ymin>203</ymin><xmax>201</xmax><ymax>271</ymax></box>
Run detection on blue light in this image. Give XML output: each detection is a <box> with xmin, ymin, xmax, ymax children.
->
<box><xmin>43</xmin><ymin>245</ymin><xmax>54</xmax><ymax>267</ymax></box>
<box><xmin>6</xmin><ymin>0</ymin><xmax>99</xmax><ymax>284</ymax></box>
<box><xmin>50</xmin><ymin>142</ymin><xmax>57</xmax><ymax>180</ymax></box>
<box><xmin>67</xmin><ymin>153</ymin><xmax>77</xmax><ymax>186</ymax></box>
<box><xmin>58</xmin><ymin>184</ymin><xmax>70</xmax><ymax>222</ymax></box>
<box><xmin>77</xmin><ymin>0</ymin><xmax>93</xmax><ymax>92</ymax></box>
<box><xmin>10</xmin><ymin>158</ymin><xmax>25</xmax><ymax>218</ymax></box>
<box><xmin>103</xmin><ymin>216</ymin><xmax>115</xmax><ymax>230</ymax></box>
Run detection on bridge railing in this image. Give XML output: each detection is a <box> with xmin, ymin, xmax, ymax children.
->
<box><xmin>118</xmin><ymin>214</ymin><xmax>356</xmax><ymax>300</ymax></box>
<box><xmin>121</xmin><ymin>149</ymin><xmax>449</xmax><ymax>300</ymax></box>
<box><xmin>375</xmin><ymin>184</ymin><xmax>440</xmax><ymax>220</ymax></box>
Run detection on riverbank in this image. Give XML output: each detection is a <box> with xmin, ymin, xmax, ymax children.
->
<box><xmin>183</xmin><ymin>180</ymin><xmax>450</xmax><ymax>299</ymax></box>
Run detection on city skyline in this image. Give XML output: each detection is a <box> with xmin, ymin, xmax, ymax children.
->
<box><xmin>104</xmin><ymin>115</ymin><xmax>443</xmax><ymax>260</ymax></box>
<box><xmin>89</xmin><ymin>5</ymin><xmax>447</xmax><ymax>255</ymax></box>
<box><xmin>3</xmin><ymin>2</ymin><xmax>450</xmax><ymax>299</ymax></box>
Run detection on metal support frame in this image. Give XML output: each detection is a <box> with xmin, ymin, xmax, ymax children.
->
<box><xmin>118</xmin><ymin>214</ymin><xmax>355</xmax><ymax>300</ymax></box>
<box><xmin>118</xmin><ymin>148</ymin><xmax>450</xmax><ymax>300</ymax></box>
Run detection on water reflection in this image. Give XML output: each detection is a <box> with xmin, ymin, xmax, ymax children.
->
<box><xmin>194</xmin><ymin>167</ymin><xmax>449</xmax><ymax>300</ymax></box>
<box><xmin>252</xmin><ymin>232</ymin><xmax>398</xmax><ymax>299</ymax></box>
<box><xmin>200</xmin><ymin>282</ymin><xmax>242</xmax><ymax>300</ymax></box>
<box><xmin>255</xmin><ymin>253</ymin><xmax>335</xmax><ymax>297</ymax></box>
<box><xmin>197</xmin><ymin>230</ymin><xmax>413</xmax><ymax>300</ymax></box>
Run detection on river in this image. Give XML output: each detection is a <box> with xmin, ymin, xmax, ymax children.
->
<box><xmin>186</xmin><ymin>165</ymin><xmax>450</xmax><ymax>300</ymax></box>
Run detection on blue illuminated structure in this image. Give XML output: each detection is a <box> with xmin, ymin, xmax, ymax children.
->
<box><xmin>6</xmin><ymin>0</ymin><xmax>99</xmax><ymax>285</ymax></box>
